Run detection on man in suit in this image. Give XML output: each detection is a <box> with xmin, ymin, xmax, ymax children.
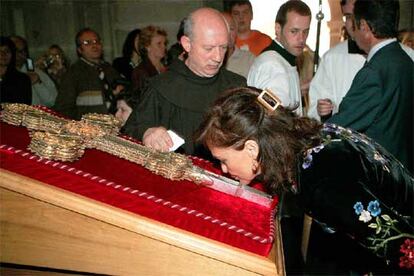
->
<box><xmin>328</xmin><ymin>0</ymin><xmax>413</xmax><ymax>173</ymax></box>
<box><xmin>308</xmin><ymin>0</ymin><xmax>366</xmax><ymax>121</ymax></box>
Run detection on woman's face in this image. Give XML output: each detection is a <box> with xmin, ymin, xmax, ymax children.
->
<box><xmin>47</xmin><ymin>47</ymin><xmax>64</xmax><ymax>67</ymax></box>
<box><xmin>147</xmin><ymin>34</ymin><xmax>166</xmax><ymax>60</ymax></box>
<box><xmin>0</xmin><ymin>45</ymin><xmax>12</xmax><ymax>67</ymax></box>
<box><xmin>209</xmin><ymin>142</ymin><xmax>260</xmax><ymax>185</ymax></box>
<box><xmin>115</xmin><ymin>99</ymin><xmax>132</xmax><ymax>126</ymax></box>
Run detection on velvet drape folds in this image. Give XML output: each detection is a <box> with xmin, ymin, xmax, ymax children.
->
<box><xmin>0</xmin><ymin>121</ymin><xmax>278</xmax><ymax>256</ymax></box>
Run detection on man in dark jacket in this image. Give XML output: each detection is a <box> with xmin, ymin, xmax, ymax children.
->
<box><xmin>53</xmin><ymin>28</ymin><xmax>122</xmax><ymax>119</ymax></box>
<box><xmin>125</xmin><ymin>7</ymin><xmax>246</xmax><ymax>156</ymax></box>
<box><xmin>328</xmin><ymin>0</ymin><xmax>413</xmax><ymax>173</ymax></box>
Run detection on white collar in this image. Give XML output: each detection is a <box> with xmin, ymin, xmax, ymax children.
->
<box><xmin>367</xmin><ymin>38</ymin><xmax>396</xmax><ymax>62</ymax></box>
<box><xmin>274</xmin><ymin>39</ymin><xmax>285</xmax><ymax>49</ymax></box>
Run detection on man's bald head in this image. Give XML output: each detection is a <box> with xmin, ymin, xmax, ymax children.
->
<box><xmin>184</xmin><ymin>8</ymin><xmax>228</xmax><ymax>40</ymax></box>
<box><xmin>181</xmin><ymin>7</ymin><xmax>230</xmax><ymax>77</ymax></box>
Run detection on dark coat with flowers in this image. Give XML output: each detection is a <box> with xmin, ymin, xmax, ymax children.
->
<box><xmin>298</xmin><ymin>123</ymin><xmax>413</xmax><ymax>274</ymax></box>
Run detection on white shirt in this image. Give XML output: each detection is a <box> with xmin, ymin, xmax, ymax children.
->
<box><xmin>308</xmin><ymin>40</ymin><xmax>365</xmax><ymax>120</ymax></box>
<box><xmin>20</xmin><ymin>65</ymin><xmax>58</xmax><ymax>107</ymax></box>
<box><xmin>367</xmin><ymin>38</ymin><xmax>396</xmax><ymax>61</ymax></box>
<box><xmin>401</xmin><ymin>43</ymin><xmax>414</xmax><ymax>60</ymax></box>
<box><xmin>247</xmin><ymin>43</ymin><xmax>302</xmax><ymax>116</ymax></box>
<box><xmin>226</xmin><ymin>48</ymin><xmax>255</xmax><ymax>78</ymax></box>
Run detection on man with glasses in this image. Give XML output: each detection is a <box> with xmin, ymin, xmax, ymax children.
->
<box><xmin>54</xmin><ymin>28</ymin><xmax>122</xmax><ymax>119</ymax></box>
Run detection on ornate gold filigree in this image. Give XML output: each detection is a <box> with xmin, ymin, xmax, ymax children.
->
<box><xmin>0</xmin><ymin>103</ymin><xmax>198</xmax><ymax>182</ymax></box>
<box><xmin>1</xmin><ymin>104</ymin><xmax>274</xmax><ymax>206</ymax></box>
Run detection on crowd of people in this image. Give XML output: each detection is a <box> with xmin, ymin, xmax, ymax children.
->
<box><xmin>1</xmin><ymin>0</ymin><xmax>413</xmax><ymax>275</ymax></box>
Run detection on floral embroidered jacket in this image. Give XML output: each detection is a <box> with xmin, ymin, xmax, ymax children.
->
<box><xmin>298</xmin><ymin>123</ymin><xmax>413</xmax><ymax>272</ymax></box>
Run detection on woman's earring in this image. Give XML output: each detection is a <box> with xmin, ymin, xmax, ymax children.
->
<box><xmin>252</xmin><ymin>161</ymin><xmax>258</xmax><ymax>174</ymax></box>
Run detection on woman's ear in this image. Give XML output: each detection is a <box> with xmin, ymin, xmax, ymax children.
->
<box><xmin>244</xmin><ymin>140</ymin><xmax>259</xmax><ymax>159</ymax></box>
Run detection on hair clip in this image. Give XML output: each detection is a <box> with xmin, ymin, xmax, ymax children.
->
<box><xmin>256</xmin><ymin>89</ymin><xmax>282</xmax><ymax>112</ymax></box>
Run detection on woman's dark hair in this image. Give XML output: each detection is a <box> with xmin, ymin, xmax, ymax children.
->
<box><xmin>0</xmin><ymin>36</ymin><xmax>17</xmax><ymax>71</ymax></box>
<box><xmin>195</xmin><ymin>87</ymin><xmax>322</xmax><ymax>194</ymax></box>
<box><xmin>122</xmin><ymin>29</ymin><xmax>141</xmax><ymax>58</ymax></box>
<box><xmin>115</xmin><ymin>91</ymin><xmax>138</xmax><ymax>110</ymax></box>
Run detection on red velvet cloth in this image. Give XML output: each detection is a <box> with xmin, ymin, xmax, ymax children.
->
<box><xmin>0</xmin><ymin>122</ymin><xmax>278</xmax><ymax>256</ymax></box>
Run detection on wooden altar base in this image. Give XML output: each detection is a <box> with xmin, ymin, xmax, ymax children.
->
<box><xmin>0</xmin><ymin>169</ymin><xmax>285</xmax><ymax>276</ymax></box>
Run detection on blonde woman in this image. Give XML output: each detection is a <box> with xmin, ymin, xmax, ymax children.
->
<box><xmin>131</xmin><ymin>25</ymin><xmax>167</xmax><ymax>97</ymax></box>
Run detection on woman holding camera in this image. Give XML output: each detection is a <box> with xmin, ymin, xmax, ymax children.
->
<box><xmin>195</xmin><ymin>86</ymin><xmax>413</xmax><ymax>275</ymax></box>
<box><xmin>36</xmin><ymin>44</ymin><xmax>69</xmax><ymax>88</ymax></box>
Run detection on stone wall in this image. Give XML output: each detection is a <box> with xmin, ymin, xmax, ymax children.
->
<box><xmin>0</xmin><ymin>0</ymin><xmax>223</xmax><ymax>62</ymax></box>
<box><xmin>1</xmin><ymin>0</ymin><xmax>412</xmax><ymax>64</ymax></box>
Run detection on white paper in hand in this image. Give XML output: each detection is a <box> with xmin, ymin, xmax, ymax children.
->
<box><xmin>167</xmin><ymin>130</ymin><xmax>185</xmax><ymax>152</ymax></box>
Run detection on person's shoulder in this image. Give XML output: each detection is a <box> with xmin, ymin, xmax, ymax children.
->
<box><xmin>112</xmin><ymin>56</ymin><xmax>126</xmax><ymax>64</ymax></box>
<box><xmin>234</xmin><ymin>48</ymin><xmax>256</xmax><ymax>60</ymax></box>
<box><xmin>61</xmin><ymin>59</ymin><xmax>94</xmax><ymax>82</ymax></box>
<box><xmin>131</xmin><ymin>61</ymin><xmax>147</xmax><ymax>74</ymax></box>
<box><xmin>252</xmin><ymin>30</ymin><xmax>272</xmax><ymax>41</ymax></box>
<box><xmin>399</xmin><ymin>43</ymin><xmax>414</xmax><ymax>62</ymax></box>
<box><xmin>143</xmin><ymin>65</ymin><xmax>177</xmax><ymax>92</ymax></box>
<box><xmin>373</xmin><ymin>42</ymin><xmax>412</xmax><ymax>65</ymax></box>
<box><xmin>321</xmin><ymin>40</ymin><xmax>365</xmax><ymax>66</ymax></box>
<box><xmin>102</xmin><ymin>60</ymin><xmax>119</xmax><ymax>71</ymax></box>
<box><xmin>253</xmin><ymin>50</ymin><xmax>283</xmax><ymax>66</ymax></box>
<box><xmin>67</xmin><ymin>59</ymin><xmax>85</xmax><ymax>71</ymax></box>
<box><xmin>34</xmin><ymin>67</ymin><xmax>49</xmax><ymax>78</ymax></box>
<box><xmin>325</xmin><ymin>40</ymin><xmax>349</xmax><ymax>56</ymax></box>
<box><xmin>301</xmin><ymin>127</ymin><xmax>362</xmax><ymax>173</ymax></box>
<box><xmin>15</xmin><ymin>70</ymin><xmax>31</xmax><ymax>84</ymax></box>
<box><xmin>219</xmin><ymin>68</ymin><xmax>247</xmax><ymax>83</ymax></box>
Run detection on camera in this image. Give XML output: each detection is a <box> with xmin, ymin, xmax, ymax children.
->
<box><xmin>43</xmin><ymin>56</ymin><xmax>54</xmax><ymax>68</ymax></box>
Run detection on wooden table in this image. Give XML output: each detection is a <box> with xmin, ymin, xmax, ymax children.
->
<box><xmin>0</xmin><ymin>169</ymin><xmax>285</xmax><ymax>275</ymax></box>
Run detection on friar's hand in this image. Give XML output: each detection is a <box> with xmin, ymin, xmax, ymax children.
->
<box><xmin>142</xmin><ymin>126</ymin><xmax>173</xmax><ymax>152</ymax></box>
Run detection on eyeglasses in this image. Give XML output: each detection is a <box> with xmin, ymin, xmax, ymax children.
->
<box><xmin>48</xmin><ymin>54</ymin><xmax>61</xmax><ymax>59</ymax></box>
<box><xmin>80</xmin><ymin>39</ymin><xmax>101</xmax><ymax>46</ymax></box>
<box><xmin>342</xmin><ymin>14</ymin><xmax>353</xmax><ymax>22</ymax></box>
